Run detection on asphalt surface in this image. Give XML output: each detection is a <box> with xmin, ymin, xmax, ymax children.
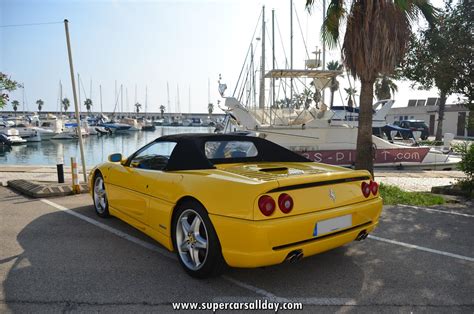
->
<box><xmin>0</xmin><ymin>187</ymin><xmax>473</xmax><ymax>313</ymax></box>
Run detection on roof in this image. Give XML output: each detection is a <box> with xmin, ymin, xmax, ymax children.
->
<box><xmin>264</xmin><ymin>69</ymin><xmax>342</xmax><ymax>79</ymax></box>
<box><xmin>151</xmin><ymin>133</ymin><xmax>310</xmax><ymax>171</ymax></box>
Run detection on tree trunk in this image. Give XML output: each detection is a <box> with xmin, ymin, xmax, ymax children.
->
<box><xmin>435</xmin><ymin>91</ymin><xmax>447</xmax><ymax>141</ymax></box>
<box><xmin>355</xmin><ymin>80</ymin><xmax>375</xmax><ymax>176</ymax></box>
<box><xmin>330</xmin><ymin>90</ymin><xmax>335</xmax><ymax>108</ymax></box>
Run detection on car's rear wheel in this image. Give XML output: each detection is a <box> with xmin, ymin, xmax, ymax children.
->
<box><xmin>93</xmin><ymin>172</ymin><xmax>109</xmax><ymax>218</ymax></box>
<box><xmin>172</xmin><ymin>201</ymin><xmax>226</xmax><ymax>278</ymax></box>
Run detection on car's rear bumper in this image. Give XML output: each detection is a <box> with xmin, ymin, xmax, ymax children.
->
<box><xmin>210</xmin><ymin>198</ymin><xmax>382</xmax><ymax>268</ymax></box>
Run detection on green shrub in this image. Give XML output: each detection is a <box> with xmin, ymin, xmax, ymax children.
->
<box><xmin>453</xmin><ymin>142</ymin><xmax>474</xmax><ymax>196</ymax></box>
<box><xmin>380</xmin><ymin>183</ymin><xmax>445</xmax><ymax>206</ymax></box>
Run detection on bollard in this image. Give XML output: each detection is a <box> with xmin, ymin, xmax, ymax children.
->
<box><xmin>57</xmin><ymin>163</ymin><xmax>64</xmax><ymax>183</ymax></box>
<box><xmin>71</xmin><ymin>157</ymin><xmax>80</xmax><ymax>194</ymax></box>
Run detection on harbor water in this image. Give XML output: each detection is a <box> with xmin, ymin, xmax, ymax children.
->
<box><xmin>0</xmin><ymin>127</ymin><xmax>214</xmax><ymax>166</ymax></box>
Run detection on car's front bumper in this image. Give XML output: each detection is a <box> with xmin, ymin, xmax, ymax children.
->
<box><xmin>210</xmin><ymin>198</ymin><xmax>382</xmax><ymax>268</ymax></box>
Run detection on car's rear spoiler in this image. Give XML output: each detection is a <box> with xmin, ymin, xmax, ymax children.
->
<box><xmin>267</xmin><ymin>176</ymin><xmax>370</xmax><ymax>193</ymax></box>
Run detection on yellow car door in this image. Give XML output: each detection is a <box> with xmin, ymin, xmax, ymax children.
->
<box><xmin>107</xmin><ymin>165</ymin><xmax>149</xmax><ymax>229</ymax></box>
<box><xmin>108</xmin><ymin>141</ymin><xmax>178</xmax><ymax>230</ymax></box>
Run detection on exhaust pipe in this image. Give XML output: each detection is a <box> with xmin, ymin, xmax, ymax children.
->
<box><xmin>356</xmin><ymin>230</ymin><xmax>368</xmax><ymax>241</ymax></box>
<box><xmin>285</xmin><ymin>249</ymin><xmax>304</xmax><ymax>263</ymax></box>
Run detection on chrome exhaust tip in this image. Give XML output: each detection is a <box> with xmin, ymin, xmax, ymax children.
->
<box><xmin>356</xmin><ymin>230</ymin><xmax>368</xmax><ymax>241</ymax></box>
<box><xmin>285</xmin><ymin>249</ymin><xmax>304</xmax><ymax>263</ymax></box>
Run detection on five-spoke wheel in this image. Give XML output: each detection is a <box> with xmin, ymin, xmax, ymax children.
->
<box><xmin>173</xmin><ymin>201</ymin><xmax>226</xmax><ymax>278</ymax></box>
<box><xmin>93</xmin><ymin>173</ymin><xmax>109</xmax><ymax>217</ymax></box>
<box><xmin>176</xmin><ymin>209</ymin><xmax>209</xmax><ymax>271</ymax></box>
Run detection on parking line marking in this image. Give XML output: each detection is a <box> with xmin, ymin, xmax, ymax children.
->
<box><xmin>42</xmin><ymin>199</ymin><xmax>351</xmax><ymax>304</ymax></box>
<box><xmin>368</xmin><ymin>235</ymin><xmax>474</xmax><ymax>262</ymax></box>
<box><xmin>398</xmin><ymin>204</ymin><xmax>474</xmax><ymax>218</ymax></box>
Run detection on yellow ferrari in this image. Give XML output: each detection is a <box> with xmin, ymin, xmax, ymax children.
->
<box><xmin>89</xmin><ymin>134</ymin><xmax>382</xmax><ymax>278</ymax></box>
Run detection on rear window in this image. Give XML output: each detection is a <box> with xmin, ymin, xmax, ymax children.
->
<box><xmin>205</xmin><ymin>141</ymin><xmax>258</xmax><ymax>159</ymax></box>
<box><xmin>409</xmin><ymin>122</ymin><xmax>428</xmax><ymax>128</ymax></box>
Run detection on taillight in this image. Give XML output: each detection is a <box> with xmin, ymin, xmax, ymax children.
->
<box><xmin>278</xmin><ymin>193</ymin><xmax>293</xmax><ymax>213</ymax></box>
<box><xmin>258</xmin><ymin>195</ymin><xmax>276</xmax><ymax>216</ymax></box>
<box><xmin>370</xmin><ymin>181</ymin><xmax>379</xmax><ymax>195</ymax></box>
<box><xmin>361</xmin><ymin>182</ymin><xmax>371</xmax><ymax>198</ymax></box>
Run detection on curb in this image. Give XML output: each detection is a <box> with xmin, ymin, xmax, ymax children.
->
<box><xmin>7</xmin><ymin>180</ymin><xmax>89</xmax><ymax>198</ymax></box>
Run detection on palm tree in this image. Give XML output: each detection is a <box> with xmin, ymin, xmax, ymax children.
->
<box><xmin>344</xmin><ymin>88</ymin><xmax>358</xmax><ymax>108</ymax></box>
<box><xmin>135</xmin><ymin>102</ymin><xmax>142</xmax><ymax>114</ymax></box>
<box><xmin>159</xmin><ymin>105</ymin><xmax>165</xmax><ymax>118</ymax></box>
<box><xmin>208</xmin><ymin>102</ymin><xmax>214</xmax><ymax>116</ymax></box>
<box><xmin>62</xmin><ymin>98</ymin><xmax>70</xmax><ymax>112</ymax></box>
<box><xmin>302</xmin><ymin>88</ymin><xmax>314</xmax><ymax>109</ymax></box>
<box><xmin>326</xmin><ymin>60</ymin><xmax>343</xmax><ymax>108</ymax></box>
<box><xmin>11</xmin><ymin>100</ymin><xmax>19</xmax><ymax>116</ymax></box>
<box><xmin>374</xmin><ymin>75</ymin><xmax>398</xmax><ymax>100</ymax></box>
<box><xmin>36</xmin><ymin>99</ymin><xmax>44</xmax><ymax>112</ymax></box>
<box><xmin>84</xmin><ymin>98</ymin><xmax>93</xmax><ymax>113</ymax></box>
<box><xmin>305</xmin><ymin>0</ymin><xmax>436</xmax><ymax>174</ymax></box>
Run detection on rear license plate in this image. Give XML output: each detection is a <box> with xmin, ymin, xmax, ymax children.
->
<box><xmin>313</xmin><ymin>214</ymin><xmax>352</xmax><ymax>237</ymax></box>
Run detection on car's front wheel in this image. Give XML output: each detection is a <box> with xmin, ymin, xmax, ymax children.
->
<box><xmin>93</xmin><ymin>172</ymin><xmax>110</xmax><ymax>218</ymax></box>
<box><xmin>172</xmin><ymin>201</ymin><xmax>226</xmax><ymax>278</ymax></box>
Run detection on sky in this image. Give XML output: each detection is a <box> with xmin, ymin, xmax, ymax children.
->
<box><xmin>0</xmin><ymin>0</ymin><xmax>451</xmax><ymax>114</ymax></box>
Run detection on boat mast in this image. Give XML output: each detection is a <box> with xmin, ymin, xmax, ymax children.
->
<box><xmin>322</xmin><ymin>0</ymin><xmax>326</xmax><ymax>103</ymax></box>
<box><xmin>77</xmin><ymin>73</ymin><xmax>81</xmax><ymax>114</ymax></box>
<box><xmin>271</xmin><ymin>9</ymin><xmax>275</xmax><ymax>124</ymax></box>
<box><xmin>126</xmin><ymin>87</ymin><xmax>129</xmax><ymax>116</ymax></box>
<box><xmin>259</xmin><ymin>5</ymin><xmax>265</xmax><ymax>110</ymax></box>
<box><xmin>290</xmin><ymin>0</ymin><xmax>293</xmax><ymax>100</ymax></box>
<box><xmin>22</xmin><ymin>84</ymin><xmax>25</xmax><ymax>115</ymax></box>
<box><xmin>99</xmin><ymin>84</ymin><xmax>103</xmax><ymax>114</ymax></box>
<box><xmin>120</xmin><ymin>84</ymin><xmax>123</xmax><ymax>117</ymax></box>
<box><xmin>251</xmin><ymin>43</ymin><xmax>256</xmax><ymax>110</ymax></box>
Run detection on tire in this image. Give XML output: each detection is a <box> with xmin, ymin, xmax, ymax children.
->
<box><xmin>172</xmin><ymin>200</ymin><xmax>226</xmax><ymax>278</ymax></box>
<box><xmin>92</xmin><ymin>172</ymin><xmax>110</xmax><ymax>218</ymax></box>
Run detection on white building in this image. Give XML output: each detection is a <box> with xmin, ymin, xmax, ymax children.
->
<box><xmin>386</xmin><ymin>98</ymin><xmax>474</xmax><ymax>138</ymax></box>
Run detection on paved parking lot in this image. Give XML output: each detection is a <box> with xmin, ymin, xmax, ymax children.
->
<box><xmin>1</xmin><ymin>186</ymin><xmax>473</xmax><ymax>313</ymax></box>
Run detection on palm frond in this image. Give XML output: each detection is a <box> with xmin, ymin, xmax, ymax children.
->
<box><xmin>321</xmin><ymin>0</ymin><xmax>346</xmax><ymax>48</ymax></box>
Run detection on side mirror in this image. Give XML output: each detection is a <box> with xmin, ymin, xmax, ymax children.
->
<box><xmin>108</xmin><ymin>153</ymin><xmax>123</xmax><ymax>162</ymax></box>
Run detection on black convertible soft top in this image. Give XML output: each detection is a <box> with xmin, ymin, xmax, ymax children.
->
<box><xmin>152</xmin><ymin>133</ymin><xmax>311</xmax><ymax>171</ymax></box>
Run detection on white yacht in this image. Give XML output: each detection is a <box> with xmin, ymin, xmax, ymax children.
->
<box><xmin>220</xmin><ymin>70</ymin><xmax>461</xmax><ymax>170</ymax></box>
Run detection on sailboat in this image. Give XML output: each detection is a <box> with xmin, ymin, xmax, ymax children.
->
<box><xmin>121</xmin><ymin>85</ymin><xmax>141</xmax><ymax>131</ymax></box>
<box><xmin>141</xmin><ymin>86</ymin><xmax>156</xmax><ymax>131</ymax></box>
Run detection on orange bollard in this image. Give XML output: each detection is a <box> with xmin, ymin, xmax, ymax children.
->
<box><xmin>71</xmin><ymin>157</ymin><xmax>80</xmax><ymax>194</ymax></box>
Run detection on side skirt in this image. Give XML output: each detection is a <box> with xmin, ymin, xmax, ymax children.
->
<box><xmin>109</xmin><ymin>206</ymin><xmax>174</xmax><ymax>251</ymax></box>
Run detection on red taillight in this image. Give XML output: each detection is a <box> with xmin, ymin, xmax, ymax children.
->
<box><xmin>361</xmin><ymin>182</ymin><xmax>371</xmax><ymax>198</ymax></box>
<box><xmin>370</xmin><ymin>181</ymin><xmax>379</xmax><ymax>195</ymax></box>
<box><xmin>278</xmin><ymin>193</ymin><xmax>293</xmax><ymax>213</ymax></box>
<box><xmin>258</xmin><ymin>195</ymin><xmax>276</xmax><ymax>216</ymax></box>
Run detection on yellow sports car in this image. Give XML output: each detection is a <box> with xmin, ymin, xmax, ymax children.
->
<box><xmin>89</xmin><ymin>134</ymin><xmax>382</xmax><ymax>278</ymax></box>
